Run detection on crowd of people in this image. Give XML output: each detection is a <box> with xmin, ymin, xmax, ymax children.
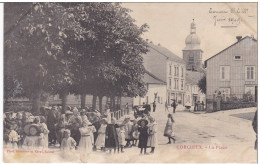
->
<box><xmin>3</xmin><ymin>104</ymin><xmax>176</xmax><ymax>161</ymax></box>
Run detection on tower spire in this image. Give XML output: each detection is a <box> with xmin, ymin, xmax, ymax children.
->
<box><xmin>190</xmin><ymin>19</ymin><xmax>196</xmax><ymax>34</ymax></box>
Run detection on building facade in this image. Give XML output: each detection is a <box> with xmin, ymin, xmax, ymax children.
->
<box><xmin>166</xmin><ymin>60</ymin><xmax>186</xmax><ymax>105</ymax></box>
<box><xmin>182</xmin><ymin>20</ymin><xmax>206</xmax><ymax>109</ymax></box>
<box><xmin>133</xmin><ymin>71</ymin><xmax>167</xmax><ymax>106</ymax></box>
<box><xmin>205</xmin><ymin>36</ymin><xmax>257</xmax><ymax>111</ymax></box>
<box><xmin>143</xmin><ymin>43</ymin><xmax>186</xmax><ymax>106</ymax></box>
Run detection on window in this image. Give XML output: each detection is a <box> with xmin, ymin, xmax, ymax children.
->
<box><xmin>181</xmin><ymin>67</ymin><xmax>184</xmax><ymax>77</ymax></box>
<box><xmin>169</xmin><ymin>78</ymin><xmax>172</xmax><ymax>89</ymax></box>
<box><xmin>234</xmin><ymin>55</ymin><xmax>242</xmax><ymax>60</ymax></box>
<box><xmin>176</xmin><ymin>67</ymin><xmax>179</xmax><ymax>76</ymax></box>
<box><xmin>181</xmin><ymin>80</ymin><xmax>184</xmax><ymax>90</ymax></box>
<box><xmin>176</xmin><ymin>79</ymin><xmax>179</xmax><ymax>89</ymax></box>
<box><xmin>245</xmin><ymin>66</ymin><xmax>255</xmax><ymax>81</ymax></box>
<box><xmin>188</xmin><ymin>56</ymin><xmax>194</xmax><ymax>64</ymax></box>
<box><xmin>220</xmin><ymin>66</ymin><xmax>230</xmax><ymax>81</ymax></box>
<box><xmin>174</xmin><ymin>66</ymin><xmax>177</xmax><ymax>76</ymax></box>
<box><xmin>169</xmin><ymin>65</ymin><xmax>172</xmax><ymax>75</ymax></box>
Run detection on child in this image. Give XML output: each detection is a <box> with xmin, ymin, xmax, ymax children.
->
<box><xmin>124</xmin><ymin>116</ymin><xmax>133</xmax><ymax>148</ymax></box>
<box><xmin>95</xmin><ymin>118</ymin><xmax>108</xmax><ymax>152</ymax></box>
<box><xmin>105</xmin><ymin>117</ymin><xmax>119</xmax><ymax>154</ymax></box>
<box><xmin>147</xmin><ymin>117</ymin><xmax>158</xmax><ymax>154</ymax></box>
<box><xmin>60</xmin><ymin>129</ymin><xmax>76</xmax><ymax>158</ymax></box>
<box><xmin>79</xmin><ymin>119</ymin><xmax>96</xmax><ymax>162</ymax></box>
<box><xmin>137</xmin><ymin>119</ymin><xmax>149</xmax><ymax>155</ymax></box>
<box><xmin>8</xmin><ymin>125</ymin><xmax>20</xmax><ymax>149</ymax></box>
<box><xmin>132</xmin><ymin>119</ymin><xmax>139</xmax><ymax>146</ymax></box>
<box><xmin>116</xmin><ymin>125</ymin><xmax>126</xmax><ymax>153</ymax></box>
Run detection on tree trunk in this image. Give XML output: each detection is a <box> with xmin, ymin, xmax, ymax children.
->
<box><xmin>98</xmin><ymin>95</ymin><xmax>103</xmax><ymax>114</ymax></box>
<box><xmin>111</xmin><ymin>96</ymin><xmax>115</xmax><ymax>111</ymax></box>
<box><xmin>32</xmin><ymin>90</ymin><xmax>41</xmax><ymax>115</ymax></box>
<box><xmin>92</xmin><ymin>94</ymin><xmax>97</xmax><ymax>111</ymax></box>
<box><xmin>81</xmin><ymin>93</ymin><xmax>86</xmax><ymax>109</ymax></box>
<box><xmin>61</xmin><ymin>92</ymin><xmax>68</xmax><ymax>114</ymax></box>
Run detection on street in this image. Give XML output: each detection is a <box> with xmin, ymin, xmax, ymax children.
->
<box><xmin>4</xmin><ymin>107</ymin><xmax>257</xmax><ymax>163</ymax></box>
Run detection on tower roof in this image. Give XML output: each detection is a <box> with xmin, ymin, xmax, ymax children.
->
<box><xmin>183</xmin><ymin>19</ymin><xmax>202</xmax><ymax>51</ymax></box>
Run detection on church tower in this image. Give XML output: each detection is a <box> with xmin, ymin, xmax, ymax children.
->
<box><xmin>182</xmin><ymin>19</ymin><xmax>203</xmax><ymax>71</ymax></box>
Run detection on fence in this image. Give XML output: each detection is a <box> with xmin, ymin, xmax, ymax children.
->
<box><xmin>206</xmin><ymin>93</ymin><xmax>257</xmax><ymax>112</ymax></box>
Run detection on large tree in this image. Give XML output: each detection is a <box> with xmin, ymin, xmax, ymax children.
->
<box><xmin>5</xmin><ymin>2</ymin><xmax>86</xmax><ymax>114</ymax></box>
<box><xmin>69</xmin><ymin>3</ymin><xmax>149</xmax><ymax>113</ymax></box>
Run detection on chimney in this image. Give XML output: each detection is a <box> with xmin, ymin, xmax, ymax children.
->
<box><xmin>236</xmin><ymin>36</ymin><xmax>242</xmax><ymax>42</ymax></box>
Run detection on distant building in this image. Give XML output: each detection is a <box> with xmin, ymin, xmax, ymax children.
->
<box><xmin>143</xmin><ymin>43</ymin><xmax>186</xmax><ymax>106</ymax></box>
<box><xmin>182</xmin><ymin>20</ymin><xmax>205</xmax><ymax>109</ymax></box>
<box><xmin>133</xmin><ymin>71</ymin><xmax>166</xmax><ymax>106</ymax></box>
<box><xmin>185</xmin><ymin>71</ymin><xmax>205</xmax><ymax>108</ymax></box>
<box><xmin>183</xmin><ymin>20</ymin><xmax>203</xmax><ymax>71</ymax></box>
<box><xmin>204</xmin><ymin>36</ymin><xmax>257</xmax><ymax>112</ymax></box>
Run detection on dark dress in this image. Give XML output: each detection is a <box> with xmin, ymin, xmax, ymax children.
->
<box><xmin>105</xmin><ymin>124</ymin><xmax>119</xmax><ymax>148</ymax></box>
<box><xmin>138</xmin><ymin>126</ymin><xmax>148</xmax><ymax>148</ymax></box>
<box><xmin>93</xmin><ymin>121</ymin><xmax>101</xmax><ymax>144</ymax></box>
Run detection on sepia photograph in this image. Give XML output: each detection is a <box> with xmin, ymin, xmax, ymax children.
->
<box><xmin>2</xmin><ymin>2</ymin><xmax>258</xmax><ymax>163</ymax></box>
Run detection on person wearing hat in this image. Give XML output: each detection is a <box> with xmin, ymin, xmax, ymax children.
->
<box><xmin>137</xmin><ymin>119</ymin><xmax>149</xmax><ymax>155</ymax></box>
<box><xmin>92</xmin><ymin>113</ymin><xmax>101</xmax><ymax>151</ymax></box>
<box><xmin>164</xmin><ymin>114</ymin><xmax>176</xmax><ymax>144</ymax></box>
<box><xmin>79</xmin><ymin>119</ymin><xmax>96</xmax><ymax>162</ymax></box>
<box><xmin>47</xmin><ymin>106</ymin><xmax>58</xmax><ymax>145</ymax></box>
<box><xmin>104</xmin><ymin>109</ymin><xmax>111</xmax><ymax>124</ymax></box>
<box><xmin>60</xmin><ymin>129</ymin><xmax>76</xmax><ymax>158</ymax></box>
<box><xmin>147</xmin><ymin>117</ymin><xmax>158</xmax><ymax>154</ymax></box>
<box><xmin>80</xmin><ymin>109</ymin><xmax>87</xmax><ymax>120</ymax></box>
<box><xmin>95</xmin><ymin>118</ymin><xmax>108</xmax><ymax>152</ymax></box>
<box><xmin>68</xmin><ymin>107</ymin><xmax>83</xmax><ymax>146</ymax></box>
<box><xmin>105</xmin><ymin>117</ymin><xmax>120</xmax><ymax>154</ymax></box>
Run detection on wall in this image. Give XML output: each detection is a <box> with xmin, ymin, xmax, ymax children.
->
<box><xmin>133</xmin><ymin>83</ymin><xmax>167</xmax><ymax>107</ymax></box>
<box><xmin>206</xmin><ymin>37</ymin><xmax>257</xmax><ymax>98</ymax></box>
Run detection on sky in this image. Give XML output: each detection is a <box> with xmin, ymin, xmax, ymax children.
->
<box><xmin>122</xmin><ymin>3</ymin><xmax>257</xmax><ymax>62</ymax></box>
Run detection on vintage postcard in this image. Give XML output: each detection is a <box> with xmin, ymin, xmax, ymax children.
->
<box><xmin>3</xmin><ymin>2</ymin><xmax>257</xmax><ymax>163</ymax></box>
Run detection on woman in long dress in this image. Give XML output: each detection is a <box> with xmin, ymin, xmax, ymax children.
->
<box><xmin>40</xmin><ymin>116</ymin><xmax>49</xmax><ymax>149</ymax></box>
<box><xmin>79</xmin><ymin>119</ymin><xmax>96</xmax><ymax>162</ymax></box>
<box><xmin>137</xmin><ymin>119</ymin><xmax>149</xmax><ymax>155</ymax></box>
<box><xmin>105</xmin><ymin>117</ymin><xmax>119</xmax><ymax>154</ymax></box>
<box><xmin>147</xmin><ymin>117</ymin><xmax>158</xmax><ymax>154</ymax></box>
<box><xmin>95</xmin><ymin>118</ymin><xmax>108</xmax><ymax>151</ymax></box>
<box><xmin>164</xmin><ymin>113</ymin><xmax>176</xmax><ymax>144</ymax></box>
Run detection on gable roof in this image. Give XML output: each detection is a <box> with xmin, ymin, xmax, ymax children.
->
<box><xmin>148</xmin><ymin>43</ymin><xmax>186</xmax><ymax>64</ymax></box>
<box><xmin>143</xmin><ymin>70</ymin><xmax>166</xmax><ymax>85</ymax></box>
<box><xmin>204</xmin><ymin>36</ymin><xmax>257</xmax><ymax>67</ymax></box>
<box><xmin>142</xmin><ymin>43</ymin><xmax>186</xmax><ymax>82</ymax></box>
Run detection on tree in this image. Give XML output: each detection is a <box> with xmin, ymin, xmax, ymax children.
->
<box><xmin>68</xmin><ymin>3</ymin><xmax>149</xmax><ymax>113</ymax></box>
<box><xmin>5</xmin><ymin>2</ymin><xmax>86</xmax><ymax>114</ymax></box>
<box><xmin>198</xmin><ymin>74</ymin><xmax>206</xmax><ymax>94</ymax></box>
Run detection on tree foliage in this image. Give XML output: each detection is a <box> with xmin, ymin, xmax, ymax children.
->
<box><xmin>198</xmin><ymin>74</ymin><xmax>206</xmax><ymax>94</ymax></box>
<box><xmin>5</xmin><ymin>2</ymin><xmax>86</xmax><ymax>113</ymax></box>
<box><xmin>5</xmin><ymin>2</ymin><xmax>149</xmax><ymax>113</ymax></box>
